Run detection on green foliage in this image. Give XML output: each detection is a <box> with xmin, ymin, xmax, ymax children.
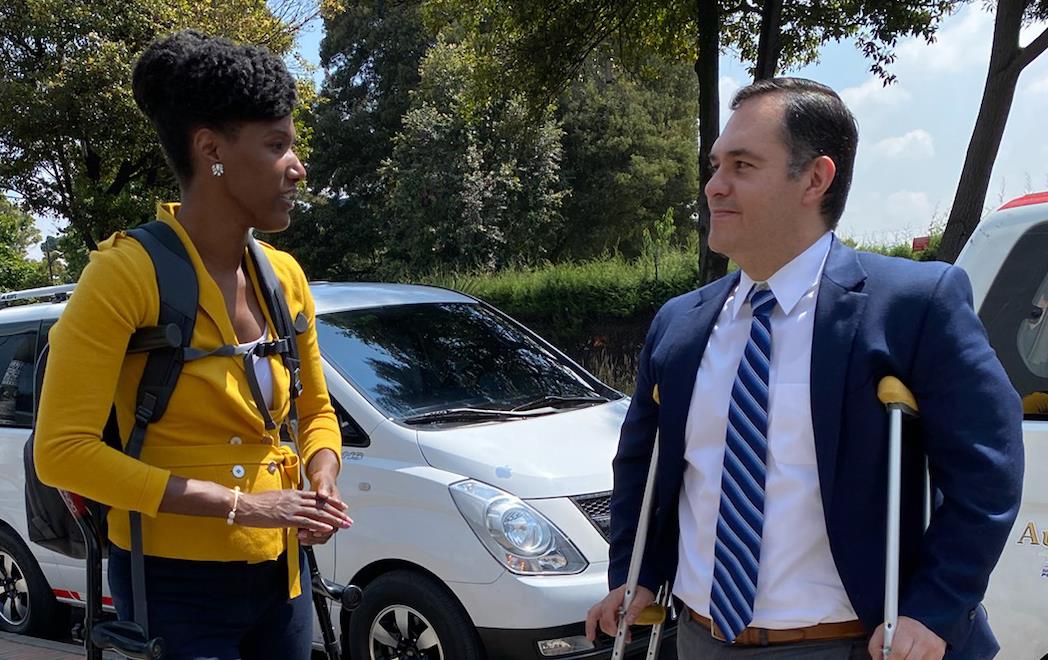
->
<box><xmin>554</xmin><ymin>54</ymin><xmax>699</xmax><ymax>260</ymax></box>
<box><xmin>423</xmin><ymin>0</ymin><xmax>962</xmax><ymax>102</ymax></box>
<box><xmin>0</xmin><ymin>199</ymin><xmax>48</xmax><ymax>291</ymax></box>
<box><xmin>642</xmin><ymin>208</ymin><xmax>679</xmax><ymax>281</ymax></box>
<box><xmin>274</xmin><ymin>0</ymin><xmax>433</xmax><ymax>279</ymax></box>
<box><xmin>378</xmin><ymin>37</ymin><xmax>566</xmax><ymax>275</ymax></box>
<box><xmin>280</xmin><ymin>4</ymin><xmax>703</xmax><ymax>279</ymax></box>
<box><xmin>426</xmin><ymin>244</ymin><xmax>699</xmax><ymax>348</ymax></box>
<box><xmin>840</xmin><ymin>227</ymin><xmax>945</xmax><ymax>262</ymax></box>
<box><xmin>0</xmin><ymin>0</ymin><xmax>319</xmax><ymax>256</ymax></box>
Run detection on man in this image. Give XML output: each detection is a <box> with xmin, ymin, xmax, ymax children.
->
<box><xmin>585</xmin><ymin>78</ymin><xmax>1024</xmax><ymax>659</ymax></box>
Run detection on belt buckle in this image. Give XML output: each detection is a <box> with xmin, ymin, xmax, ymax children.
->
<box><xmin>710</xmin><ymin>622</ymin><xmax>727</xmax><ymax>642</ymax></box>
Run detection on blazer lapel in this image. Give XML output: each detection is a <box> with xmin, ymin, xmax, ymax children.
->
<box><xmin>658</xmin><ymin>272</ymin><xmax>739</xmax><ymax>470</ymax></box>
<box><xmin>810</xmin><ymin>238</ymin><xmax>868</xmax><ymax>513</ymax></box>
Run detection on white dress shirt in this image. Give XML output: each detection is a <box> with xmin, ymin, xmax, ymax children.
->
<box><xmin>673</xmin><ymin>231</ymin><xmax>858</xmax><ymax>627</ymax></box>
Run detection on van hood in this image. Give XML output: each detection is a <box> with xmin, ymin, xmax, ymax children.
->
<box><xmin>414</xmin><ymin>398</ymin><xmax>630</xmax><ymax>499</ymax></box>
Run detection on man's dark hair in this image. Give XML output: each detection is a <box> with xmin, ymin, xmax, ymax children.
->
<box><xmin>131</xmin><ymin>30</ymin><xmax>297</xmax><ymax>182</ymax></box>
<box><xmin>731</xmin><ymin>77</ymin><xmax>858</xmax><ymax>229</ymax></box>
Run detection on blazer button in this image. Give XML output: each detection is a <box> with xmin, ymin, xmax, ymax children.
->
<box><xmin>267</xmin><ymin>461</ymin><xmax>278</xmax><ymax>474</ymax></box>
<box><xmin>969</xmin><ymin>609</ymin><xmax>977</xmax><ymax>620</ymax></box>
<box><xmin>232</xmin><ymin>465</ymin><xmax>246</xmax><ymax>479</ymax></box>
<box><xmin>229</xmin><ymin>436</ymin><xmax>242</xmax><ymax>445</ymax></box>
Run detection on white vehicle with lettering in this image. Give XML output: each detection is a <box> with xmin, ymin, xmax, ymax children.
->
<box><xmin>959</xmin><ymin>191</ymin><xmax>1048</xmax><ymax>660</ymax></box>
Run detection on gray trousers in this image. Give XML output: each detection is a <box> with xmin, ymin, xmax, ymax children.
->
<box><xmin>676</xmin><ymin>613</ymin><xmax>873</xmax><ymax>659</ymax></box>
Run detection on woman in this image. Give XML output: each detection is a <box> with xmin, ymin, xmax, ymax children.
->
<box><xmin>34</xmin><ymin>30</ymin><xmax>351</xmax><ymax>659</ymax></box>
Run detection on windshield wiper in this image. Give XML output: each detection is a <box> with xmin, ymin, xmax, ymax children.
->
<box><xmin>511</xmin><ymin>394</ymin><xmax>611</xmax><ymax>412</ymax></box>
<box><xmin>401</xmin><ymin>407</ymin><xmax>546</xmax><ymax>425</ymax></box>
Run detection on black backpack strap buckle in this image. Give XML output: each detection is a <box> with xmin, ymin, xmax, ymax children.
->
<box><xmin>134</xmin><ymin>392</ymin><xmax>158</xmax><ymax>426</ymax></box>
<box><xmin>253</xmin><ymin>338</ymin><xmax>291</xmax><ymax>358</ymax></box>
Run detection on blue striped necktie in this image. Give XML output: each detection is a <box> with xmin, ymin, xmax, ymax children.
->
<box><xmin>710</xmin><ymin>286</ymin><xmax>776</xmax><ymax>642</ymax></box>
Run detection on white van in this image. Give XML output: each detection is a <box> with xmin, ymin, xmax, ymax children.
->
<box><xmin>0</xmin><ymin>283</ymin><xmax>670</xmax><ymax>659</ymax></box>
<box><xmin>956</xmin><ymin>191</ymin><xmax>1048</xmax><ymax>660</ymax></box>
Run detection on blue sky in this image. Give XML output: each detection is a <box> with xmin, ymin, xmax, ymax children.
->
<box><xmin>28</xmin><ymin>5</ymin><xmax>1048</xmax><ymax>257</ymax></box>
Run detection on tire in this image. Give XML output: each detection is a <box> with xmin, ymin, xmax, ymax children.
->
<box><xmin>0</xmin><ymin>526</ymin><xmax>65</xmax><ymax>638</ymax></box>
<box><xmin>347</xmin><ymin>570</ymin><xmax>483</xmax><ymax>660</ymax></box>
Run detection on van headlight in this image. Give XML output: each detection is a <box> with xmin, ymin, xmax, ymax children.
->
<box><xmin>450</xmin><ymin>480</ymin><xmax>588</xmax><ymax>575</ymax></box>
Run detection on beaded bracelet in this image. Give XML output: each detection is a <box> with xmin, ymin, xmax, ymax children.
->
<box><xmin>226</xmin><ymin>486</ymin><xmax>242</xmax><ymax>526</ymax></box>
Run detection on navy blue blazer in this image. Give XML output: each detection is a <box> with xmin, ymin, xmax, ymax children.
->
<box><xmin>608</xmin><ymin>238</ymin><xmax>1024</xmax><ymax>658</ymax></box>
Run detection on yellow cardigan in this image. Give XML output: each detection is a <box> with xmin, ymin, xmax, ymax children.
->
<box><xmin>35</xmin><ymin>203</ymin><xmax>341</xmax><ymax>596</ymax></box>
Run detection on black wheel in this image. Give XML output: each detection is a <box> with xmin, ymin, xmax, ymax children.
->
<box><xmin>0</xmin><ymin>526</ymin><xmax>64</xmax><ymax>637</ymax></box>
<box><xmin>347</xmin><ymin>570</ymin><xmax>483</xmax><ymax>660</ymax></box>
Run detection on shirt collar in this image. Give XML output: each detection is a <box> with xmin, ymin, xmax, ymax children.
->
<box><xmin>730</xmin><ymin>231</ymin><xmax>833</xmax><ymax>320</ymax></box>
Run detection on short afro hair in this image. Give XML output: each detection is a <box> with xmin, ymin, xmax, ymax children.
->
<box><xmin>132</xmin><ymin>29</ymin><xmax>298</xmax><ymax>182</ymax></box>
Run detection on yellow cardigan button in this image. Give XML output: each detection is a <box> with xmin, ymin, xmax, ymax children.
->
<box><xmin>231</xmin><ymin>465</ymin><xmax>246</xmax><ymax>478</ymax></box>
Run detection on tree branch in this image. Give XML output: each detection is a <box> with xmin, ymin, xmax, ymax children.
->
<box><xmin>1017</xmin><ymin>25</ymin><xmax>1048</xmax><ymax>70</ymax></box>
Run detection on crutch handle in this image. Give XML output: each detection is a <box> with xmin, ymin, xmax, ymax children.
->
<box><xmin>633</xmin><ymin>604</ymin><xmax>667</xmax><ymax>626</ymax></box>
<box><xmin>877</xmin><ymin>376</ymin><xmax>919</xmax><ymax>415</ymax></box>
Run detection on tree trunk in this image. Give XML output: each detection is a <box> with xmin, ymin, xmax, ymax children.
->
<box><xmin>696</xmin><ymin>0</ymin><xmax>726</xmax><ymax>285</ymax></box>
<box><xmin>754</xmin><ymin>0</ymin><xmax>783</xmax><ymax>80</ymax></box>
<box><xmin>75</xmin><ymin>224</ymin><xmax>99</xmax><ymax>254</ymax></box>
<box><xmin>939</xmin><ymin>0</ymin><xmax>1044</xmax><ymax>263</ymax></box>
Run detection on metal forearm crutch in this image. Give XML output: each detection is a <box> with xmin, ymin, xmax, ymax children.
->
<box><xmin>877</xmin><ymin>376</ymin><xmax>921</xmax><ymax>658</ymax></box>
<box><xmin>287</xmin><ymin>417</ymin><xmax>362</xmax><ymax>660</ymax></box>
<box><xmin>612</xmin><ymin>431</ymin><xmax>670</xmax><ymax>660</ymax></box>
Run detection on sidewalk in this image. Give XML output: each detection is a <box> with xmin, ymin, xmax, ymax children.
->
<box><xmin>0</xmin><ymin>632</ymin><xmax>120</xmax><ymax>659</ymax></box>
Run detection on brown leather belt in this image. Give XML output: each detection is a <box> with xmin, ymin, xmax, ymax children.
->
<box><xmin>688</xmin><ymin>608</ymin><xmax>867</xmax><ymax>646</ymax></box>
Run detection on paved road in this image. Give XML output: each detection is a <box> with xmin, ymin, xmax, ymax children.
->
<box><xmin>0</xmin><ymin>633</ymin><xmax>337</xmax><ymax>659</ymax></box>
<box><xmin>0</xmin><ymin>631</ymin><xmax>120</xmax><ymax>659</ymax></box>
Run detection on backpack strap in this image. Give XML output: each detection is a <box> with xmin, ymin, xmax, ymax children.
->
<box><xmin>245</xmin><ymin>237</ymin><xmax>303</xmax><ymax>390</ymax></box>
<box><xmin>124</xmin><ymin>221</ymin><xmax>199</xmax><ymax>636</ymax></box>
<box><xmin>245</xmin><ymin>237</ymin><xmax>307</xmax><ymax>436</ymax></box>
<box><xmin>244</xmin><ymin>236</ymin><xmax>314</xmax><ymax>600</ymax></box>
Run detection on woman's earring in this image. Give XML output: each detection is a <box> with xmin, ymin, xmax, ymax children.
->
<box><xmin>211</xmin><ymin>162</ymin><xmax>224</xmax><ymax>177</ymax></box>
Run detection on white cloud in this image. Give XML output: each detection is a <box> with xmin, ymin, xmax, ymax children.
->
<box><xmin>895</xmin><ymin>5</ymin><xmax>992</xmax><ymax>74</ymax></box>
<box><xmin>885</xmin><ymin>191</ymin><xmax>934</xmax><ymax>225</ymax></box>
<box><xmin>718</xmin><ymin>76</ymin><xmax>742</xmax><ymax>127</ymax></box>
<box><xmin>872</xmin><ymin>130</ymin><xmax>935</xmax><ymax>159</ymax></box>
<box><xmin>840</xmin><ymin>76</ymin><xmax>912</xmax><ymax>112</ymax></box>
<box><xmin>1023</xmin><ymin>72</ymin><xmax>1048</xmax><ymax>98</ymax></box>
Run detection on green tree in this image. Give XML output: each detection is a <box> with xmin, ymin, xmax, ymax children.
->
<box><xmin>272</xmin><ymin>0</ymin><xmax>432</xmax><ymax>279</ymax></box>
<box><xmin>379</xmin><ymin>38</ymin><xmax>565</xmax><ymax>275</ymax></box>
<box><xmin>643</xmin><ymin>207</ymin><xmax>679</xmax><ymax>282</ymax></box>
<box><xmin>0</xmin><ymin>198</ymin><xmax>47</xmax><ymax>291</ymax></box>
<box><xmin>555</xmin><ymin>53</ymin><xmax>698</xmax><ymax>260</ymax></box>
<box><xmin>425</xmin><ymin>0</ymin><xmax>961</xmax><ymax>283</ymax></box>
<box><xmin>40</xmin><ymin>235</ymin><xmax>62</xmax><ymax>284</ymax></box>
<box><xmin>939</xmin><ymin>0</ymin><xmax>1048</xmax><ymax>262</ymax></box>
<box><xmin>0</xmin><ymin>0</ymin><xmax>319</xmax><ymax>255</ymax></box>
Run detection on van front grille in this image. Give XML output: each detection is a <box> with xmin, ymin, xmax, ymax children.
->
<box><xmin>572</xmin><ymin>491</ymin><xmax>612</xmax><ymax>541</ymax></box>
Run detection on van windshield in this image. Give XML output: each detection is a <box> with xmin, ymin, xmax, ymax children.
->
<box><xmin>315</xmin><ymin>303</ymin><xmax>616</xmax><ymax>419</ymax></box>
